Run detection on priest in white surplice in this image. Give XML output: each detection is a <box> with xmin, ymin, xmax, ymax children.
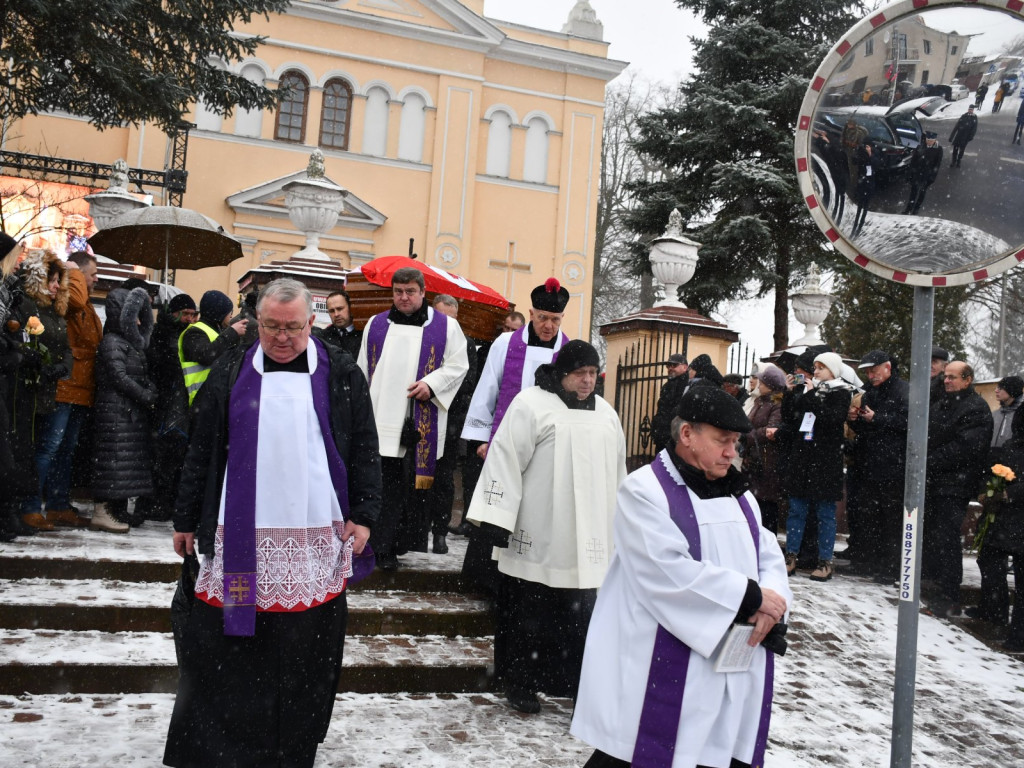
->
<box><xmin>571</xmin><ymin>386</ymin><xmax>792</xmax><ymax>768</ymax></box>
<box><xmin>357</xmin><ymin>266</ymin><xmax>469</xmax><ymax>570</ymax></box>
<box><xmin>461</xmin><ymin>277</ymin><xmax>571</xmax><ymax>454</ymax></box>
<box><xmin>459</xmin><ymin>278</ymin><xmax>570</xmax><ymax>590</ymax></box>
<box><xmin>466</xmin><ymin>340</ymin><xmax>626</xmax><ymax>714</ymax></box>
<box><xmin>165</xmin><ymin>279</ymin><xmax>381</xmax><ymax>768</ymax></box>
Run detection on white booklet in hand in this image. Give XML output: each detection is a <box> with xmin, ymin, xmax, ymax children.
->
<box><xmin>712</xmin><ymin>624</ymin><xmax>756</xmax><ymax>673</ymax></box>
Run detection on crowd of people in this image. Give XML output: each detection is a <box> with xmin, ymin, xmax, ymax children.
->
<box><xmin>2</xmin><ymin>229</ymin><xmax>1019</xmax><ymax>765</ymax></box>
<box><xmin>649</xmin><ymin>343</ymin><xmax>1020</xmax><ymax>646</ymax></box>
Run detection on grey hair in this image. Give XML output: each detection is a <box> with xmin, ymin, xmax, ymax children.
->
<box><xmin>669</xmin><ymin>417</ymin><xmax>703</xmax><ymax>443</ymax></box>
<box><xmin>433</xmin><ymin>294</ymin><xmax>458</xmax><ymax>309</ymax></box>
<box><xmin>256</xmin><ymin>278</ymin><xmax>313</xmax><ymax>315</ymax></box>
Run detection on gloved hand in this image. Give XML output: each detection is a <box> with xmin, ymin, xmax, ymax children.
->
<box><xmin>479</xmin><ymin>521</ymin><xmax>511</xmax><ymax>549</ymax></box>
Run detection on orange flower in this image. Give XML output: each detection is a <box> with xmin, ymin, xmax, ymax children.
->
<box><xmin>25</xmin><ymin>316</ymin><xmax>44</xmax><ymax>336</ymax></box>
<box><xmin>992</xmin><ymin>464</ymin><xmax>1016</xmax><ymax>482</ymax></box>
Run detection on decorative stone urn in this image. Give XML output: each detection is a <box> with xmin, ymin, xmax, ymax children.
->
<box><xmin>790</xmin><ymin>262</ymin><xmax>834</xmax><ymax>346</ymax></box>
<box><xmin>85</xmin><ymin>159</ymin><xmax>149</xmax><ymax>230</ymax></box>
<box><xmin>649</xmin><ymin>209</ymin><xmax>701</xmax><ymax>307</ymax></box>
<box><xmin>282</xmin><ymin>149</ymin><xmax>347</xmax><ymax>260</ymax></box>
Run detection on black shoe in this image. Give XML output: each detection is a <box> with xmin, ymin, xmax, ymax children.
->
<box><xmin>376</xmin><ymin>553</ymin><xmax>399</xmax><ymax>571</ymax></box>
<box><xmin>964</xmin><ymin>606</ymin><xmax>1008</xmax><ymax>625</ymax></box>
<box><xmin>432</xmin><ymin>534</ymin><xmax>448</xmax><ymax>554</ymax></box>
<box><xmin>1002</xmin><ymin>638</ymin><xmax>1024</xmax><ymax>653</ymax></box>
<box><xmin>507</xmin><ymin>687</ymin><xmax>540</xmax><ymax>714</ymax></box>
<box><xmin>449</xmin><ymin>521</ymin><xmax>473</xmax><ymax>536</ymax></box>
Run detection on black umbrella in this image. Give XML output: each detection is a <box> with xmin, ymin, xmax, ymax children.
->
<box><xmin>88</xmin><ymin>205</ymin><xmax>243</xmax><ymax>275</ymax></box>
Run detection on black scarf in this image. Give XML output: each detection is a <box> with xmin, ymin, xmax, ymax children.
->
<box><xmin>535</xmin><ymin>363</ymin><xmax>596</xmax><ymax>411</ymax></box>
<box><xmin>669</xmin><ymin>449</ymin><xmax>750</xmax><ymax>499</ymax></box>
<box><xmin>388</xmin><ymin>303</ymin><xmax>429</xmax><ymax>327</ymax></box>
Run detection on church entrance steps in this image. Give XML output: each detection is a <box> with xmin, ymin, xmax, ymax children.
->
<box><xmin>0</xmin><ymin>629</ymin><xmax>493</xmax><ymax>695</ymax></box>
<box><xmin>0</xmin><ymin>524</ymin><xmax>495</xmax><ymax>696</ymax></box>
<box><xmin>0</xmin><ymin>578</ymin><xmax>494</xmax><ymax>636</ymax></box>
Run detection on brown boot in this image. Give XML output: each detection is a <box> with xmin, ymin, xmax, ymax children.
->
<box><xmin>21</xmin><ymin>512</ymin><xmax>55</xmax><ymax>531</ymax></box>
<box><xmin>47</xmin><ymin>508</ymin><xmax>91</xmax><ymax>528</ymax></box>
<box><xmin>785</xmin><ymin>552</ymin><xmax>797</xmax><ymax>577</ymax></box>
<box><xmin>810</xmin><ymin>560</ymin><xmax>834</xmax><ymax>582</ymax></box>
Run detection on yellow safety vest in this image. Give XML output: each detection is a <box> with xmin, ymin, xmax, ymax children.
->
<box><xmin>178</xmin><ymin>321</ymin><xmax>219</xmax><ymax>405</ymax></box>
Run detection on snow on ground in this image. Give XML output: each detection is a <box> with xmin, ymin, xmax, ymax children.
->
<box><xmin>1</xmin><ymin>523</ymin><xmax>1020</xmax><ymax>766</ymax></box>
<box><xmin>2</xmin><ymin>572</ymin><xmax>1023</xmax><ymax>766</ymax></box>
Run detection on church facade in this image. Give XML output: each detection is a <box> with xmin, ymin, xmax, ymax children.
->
<box><xmin>4</xmin><ymin>0</ymin><xmax>625</xmax><ymax>337</ymax></box>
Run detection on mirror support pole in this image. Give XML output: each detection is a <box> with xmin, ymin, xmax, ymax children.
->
<box><xmin>890</xmin><ymin>285</ymin><xmax>934</xmax><ymax>768</ymax></box>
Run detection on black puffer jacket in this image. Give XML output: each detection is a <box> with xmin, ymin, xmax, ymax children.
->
<box><xmin>779</xmin><ymin>381</ymin><xmax>853</xmax><ymax>501</ymax></box>
<box><xmin>92</xmin><ymin>288</ymin><xmax>157</xmax><ymax>500</ymax></box>
<box><xmin>927</xmin><ymin>385</ymin><xmax>993</xmax><ymax>499</ymax></box>
<box><xmin>174</xmin><ymin>337</ymin><xmax>382</xmax><ymax>556</ymax></box>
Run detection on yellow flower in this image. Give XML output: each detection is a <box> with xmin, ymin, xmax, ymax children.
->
<box><xmin>25</xmin><ymin>316</ymin><xmax>44</xmax><ymax>336</ymax></box>
<box><xmin>992</xmin><ymin>464</ymin><xmax>1016</xmax><ymax>482</ymax></box>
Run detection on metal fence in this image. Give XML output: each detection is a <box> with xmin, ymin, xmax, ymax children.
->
<box><xmin>613</xmin><ymin>337</ymin><xmax>758</xmax><ymax>472</ymax></box>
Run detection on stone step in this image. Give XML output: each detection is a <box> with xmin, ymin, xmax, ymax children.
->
<box><xmin>0</xmin><ymin>628</ymin><xmax>494</xmax><ymax>695</ymax></box>
<box><xmin>0</xmin><ymin>578</ymin><xmax>494</xmax><ymax>636</ymax></box>
<box><xmin>0</xmin><ymin>522</ymin><xmax>472</xmax><ymax>590</ymax></box>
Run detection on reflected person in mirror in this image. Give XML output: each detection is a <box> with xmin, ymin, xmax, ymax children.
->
<box><xmin>850</xmin><ymin>142</ymin><xmax>877</xmax><ymax>238</ymax></box>
<box><xmin>949</xmin><ymin>105</ymin><xmax>978</xmax><ymax>168</ymax></box>
<box><xmin>902</xmin><ymin>132</ymin><xmax>943</xmax><ymax>215</ymax></box>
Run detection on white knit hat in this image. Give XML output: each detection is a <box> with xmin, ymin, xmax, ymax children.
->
<box><xmin>814</xmin><ymin>352</ymin><xmax>844</xmax><ymax>381</ymax></box>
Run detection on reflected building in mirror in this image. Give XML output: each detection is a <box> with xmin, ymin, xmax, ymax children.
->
<box><xmin>822</xmin><ymin>15</ymin><xmax>970</xmax><ymax>108</ymax></box>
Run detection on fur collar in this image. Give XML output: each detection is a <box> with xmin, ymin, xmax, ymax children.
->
<box><xmin>19</xmin><ymin>250</ymin><xmax>69</xmax><ymax>316</ymax></box>
<box><xmin>105</xmin><ymin>287</ymin><xmax>153</xmax><ymax>350</ymax></box>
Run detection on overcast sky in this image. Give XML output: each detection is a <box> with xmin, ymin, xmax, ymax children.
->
<box><xmin>485</xmin><ymin>0</ymin><xmax>704</xmax><ymax>86</ymax></box>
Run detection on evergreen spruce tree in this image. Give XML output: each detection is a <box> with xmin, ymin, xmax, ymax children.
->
<box><xmin>1</xmin><ymin>0</ymin><xmax>289</xmax><ymax>132</ymax></box>
<box><xmin>628</xmin><ymin>0</ymin><xmax>862</xmax><ymax>350</ymax></box>
<box><xmin>822</xmin><ymin>265</ymin><xmax>967</xmax><ymax>378</ymax></box>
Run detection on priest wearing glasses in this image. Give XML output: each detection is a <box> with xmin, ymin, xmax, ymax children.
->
<box><xmin>572</xmin><ymin>386</ymin><xmax>792</xmax><ymax>768</ymax></box>
<box><xmin>164</xmin><ymin>278</ymin><xmax>381</xmax><ymax>768</ymax></box>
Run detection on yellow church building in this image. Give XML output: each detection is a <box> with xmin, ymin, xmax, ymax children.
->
<box><xmin>2</xmin><ymin>0</ymin><xmax>626</xmax><ymax>338</ymax></box>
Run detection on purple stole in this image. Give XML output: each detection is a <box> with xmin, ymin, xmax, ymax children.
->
<box><xmin>489</xmin><ymin>328</ymin><xmax>569</xmax><ymax>442</ymax></box>
<box><xmin>632</xmin><ymin>451</ymin><xmax>774</xmax><ymax>768</ymax></box>
<box><xmin>366</xmin><ymin>310</ymin><xmax>448</xmax><ymax>489</ymax></box>
<box><xmin>221</xmin><ymin>338</ymin><xmax>354</xmax><ymax>637</ymax></box>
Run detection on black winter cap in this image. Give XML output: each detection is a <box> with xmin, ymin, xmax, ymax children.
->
<box><xmin>552</xmin><ymin>340</ymin><xmax>600</xmax><ymax>377</ymax></box>
<box><xmin>675</xmin><ymin>385</ymin><xmax>752</xmax><ymax>433</ymax></box>
<box><xmin>998</xmin><ymin>376</ymin><xmax>1024</xmax><ymax>400</ymax></box>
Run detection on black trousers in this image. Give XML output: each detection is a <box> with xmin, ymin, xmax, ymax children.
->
<box><xmin>922</xmin><ymin>494</ymin><xmax>969</xmax><ymax>603</ymax></box>
<box><xmin>373</xmin><ymin>456</ymin><xmax>431</xmax><ymax>556</ymax></box>
<box><xmin>584</xmin><ymin>750</ymin><xmax>751</xmax><ymax>768</ymax></box>
<box><xmin>495</xmin><ymin>576</ymin><xmax>596</xmax><ymax>697</ymax></box>
<box><xmin>164</xmin><ymin>594</ymin><xmax>347</xmax><ymax>768</ymax></box>
<box><xmin>849</xmin><ymin>474</ymin><xmax>903</xmax><ymax>575</ymax></box>
<box><xmin>977</xmin><ymin>546</ymin><xmax>1024</xmax><ymax>641</ymax></box>
<box><xmin>951</xmin><ymin>142</ymin><xmax>967</xmax><ymax>164</ymax></box>
<box><xmin>426</xmin><ymin>435</ymin><xmax>459</xmax><ymax>536</ymax></box>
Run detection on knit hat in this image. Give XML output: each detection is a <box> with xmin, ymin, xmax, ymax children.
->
<box><xmin>689</xmin><ymin>354</ymin><xmax>724</xmax><ymax>385</ymax></box>
<box><xmin>530</xmin><ymin>278</ymin><xmax>570</xmax><ymax>314</ymax></box>
<box><xmin>0</xmin><ymin>231</ymin><xmax>21</xmax><ymax>262</ymax></box>
<box><xmin>758</xmin><ymin>363</ymin><xmax>787</xmax><ymax>392</ymax></box>
<box><xmin>998</xmin><ymin>375</ymin><xmax>1024</xmax><ymax>400</ymax></box>
<box><xmin>552</xmin><ymin>340</ymin><xmax>600</xmax><ymax>377</ymax></box>
<box><xmin>675</xmin><ymin>385</ymin><xmax>752</xmax><ymax>433</ymax></box>
<box><xmin>200</xmin><ymin>290</ymin><xmax>234</xmax><ymax>324</ymax></box>
<box><xmin>814</xmin><ymin>352</ymin><xmax>844</xmax><ymax>380</ymax></box>
<box><xmin>168</xmin><ymin>293</ymin><xmax>196</xmax><ymax>313</ymax></box>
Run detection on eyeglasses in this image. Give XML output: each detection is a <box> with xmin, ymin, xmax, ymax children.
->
<box><xmin>260</xmin><ymin>322</ymin><xmax>308</xmax><ymax>338</ymax></box>
<box><xmin>943</xmin><ymin>374</ymin><xmax>966</xmax><ymax>380</ymax></box>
